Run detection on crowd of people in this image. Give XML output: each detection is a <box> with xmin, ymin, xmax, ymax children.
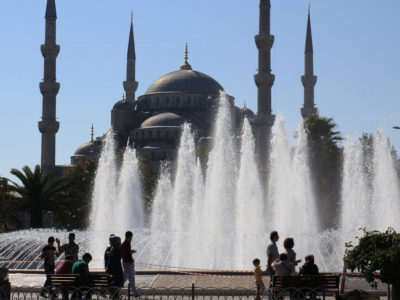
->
<box><xmin>40</xmin><ymin>231</ymin><xmax>139</xmax><ymax>298</ymax></box>
<box><xmin>39</xmin><ymin>229</ymin><xmax>318</xmax><ymax>300</ymax></box>
<box><xmin>253</xmin><ymin>231</ymin><xmax>320</xmax><ymax>300</ymax></box>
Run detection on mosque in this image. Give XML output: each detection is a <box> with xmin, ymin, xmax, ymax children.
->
<box><xmin>38</xmin><ymin>0</ymin><xmax>318</xmax><ymax>174</ymax></box>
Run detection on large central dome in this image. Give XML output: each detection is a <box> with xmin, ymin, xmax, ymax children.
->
<box><xmin>145</xmin><ymin>69</ymin><xmax>224</xmax><ymax>95</ymax></box>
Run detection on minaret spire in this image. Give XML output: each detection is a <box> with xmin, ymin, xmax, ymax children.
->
<box><xmin>123</xmin><ymin>12</ymin><xmax>138</xmax><ymax>102</ymax></box>
<box><xmin>301</xmin><ymin>4</ymin><xmax>318</xmax><ymax>118</ymax></box>
<box><xmin>38</xmin><ymin>0</ymin><xmax>60</xmax><ymax>174</ymax></box>
<box><xmin>180</xmin><ymin>42</ymin><xmax>192</xmax><ymax>70</ymax></box>
<box><xmin>254</xmin><ymin>0</ymin><xmax>275</xmax><ymax>166</ymax></box>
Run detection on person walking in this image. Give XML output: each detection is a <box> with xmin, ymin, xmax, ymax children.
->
<box><xmin>121</xmin><ymin>231</ymin><xmax>140</xmax><ymax>297</ymax></box>
<box><xmin>40</xmin><ymin>236</ymin><xmax>59</xmax><ymax>297</ymax></box>
<box><xmin>106</xmin><ymin>236</ymin><xmax>124</xmax><ymax>300</ymax></box>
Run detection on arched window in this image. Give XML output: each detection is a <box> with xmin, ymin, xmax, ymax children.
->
<box><xmin>165</xmin><ymin>131</ymin><xmax>170</xmax><ymax>138</ymax></box>
<box><xmin>166</xmin><ymin>97</ymin><xmax>170</xmax><ymax>105</ymax></box>
<box><xmin>156</xmin><ymin>98</ymin><xmax>160</xmax><ymax>106</ymax></box>
<box><xmin>156</xmin><ymin>131</ymin><xmax>161</xmax><ymax>138</ymax></box>
<box><xmin>176</xmin><ymin>97</ymin><xmax>180</xmax><ymax>105</ymax></box>
<box><xmin>148</xmin><ymin>131</ymin><xmax>153</xmax><ymax>138</ymax></box>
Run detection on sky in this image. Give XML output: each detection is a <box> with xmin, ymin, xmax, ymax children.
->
<box><xmin>0</xmin><ymin>0</ymin><xmax>400</xmax><ymax>177</ymax></box>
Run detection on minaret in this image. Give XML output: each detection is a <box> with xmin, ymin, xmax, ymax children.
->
<box><xmin>301</xmin><ymin>5</ymin><xmax>318</xmax><ymax>118</ymax></box>
<box><xmin>254</xmin><ymin>0</ymin><xmax>275</xmax><ymax>165</ymax></box>
<box><xmin>123</xmin><ymin>12</ymin><xmax>138</xmax><ymax>102</ymax></box>
<box><xmin>38</xmin><ymin>0</ymin><xmax>60</xmax><ymax>175</ymax></box>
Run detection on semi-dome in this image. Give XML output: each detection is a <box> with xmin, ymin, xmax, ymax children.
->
<box><xmin>145</xmin><ymin>69</ymin><xmax>223</xmax><ymax>95</ymax></box>
<box><xmin>141</xmin><ymin>112</ymin><xmax>192</xmax><ymax>128</ymax></box>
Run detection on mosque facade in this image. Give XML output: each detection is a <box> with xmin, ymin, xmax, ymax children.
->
<box><xmin>39</xmin><ymin>0</ymin><xmax>318</xmax><ymax>172</ymax></box>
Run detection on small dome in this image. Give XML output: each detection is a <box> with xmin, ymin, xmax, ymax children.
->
<box><xmin>112</xmin><ymin>98</ymin><xmax>134</xmax><ymax>111</ymax></box>
<box><xmin>72</xmin><ymin>140</ymin><xmax>102</xmax><ymax>159</ymax></box>
<box><xmin>140</xmin><ymin>112</ymin><xmax>192</xmax><ymax>128</ymax></box>
<box><xmin>145</xmin><ymin>69</ymin><xmax>223</xmax><ymax>95</ymax></box>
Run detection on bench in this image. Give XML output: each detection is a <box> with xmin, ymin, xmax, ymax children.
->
<box><xmin>47</xmin><ymin>273</ymin><xmax>117</xmax><ymax>299</ymax></box>
<box><xmin>270</xmin><ymin>275</ymin><xmax>340</xmax><ymax>300</ymax></box>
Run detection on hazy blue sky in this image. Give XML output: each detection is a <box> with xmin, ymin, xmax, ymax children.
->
<box><xmin>1</xmin><ymin>0</ymin><xmax>400</xmax><ymax>177</ymax></box>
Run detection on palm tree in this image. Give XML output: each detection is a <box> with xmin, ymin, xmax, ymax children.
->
<box><xmin>7</xmin><ymin>165</ymin><xmax>67</xmax><ymax>228</ymax></box>
<box><xmin>0</xmin><ymin>178</ymin><xmax>21</xmax><ymax>232</ymax></box>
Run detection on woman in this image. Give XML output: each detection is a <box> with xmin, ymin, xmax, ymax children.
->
<box><xmin>283</xmin><ymin>238</ymin><xmax>301</xmax><ymax>273</ymax></box>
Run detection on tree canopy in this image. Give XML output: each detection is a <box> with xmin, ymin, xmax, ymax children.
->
<box><xmin>344</xmin><ymin>228</ymin><xmax>400</xmax><ymax>300</ymax></box>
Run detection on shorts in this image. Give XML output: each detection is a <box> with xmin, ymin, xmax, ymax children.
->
<box><xmin>257</xmin><ymin>281</ymin><xmax>265</xmax><ymax>290</ymax></box>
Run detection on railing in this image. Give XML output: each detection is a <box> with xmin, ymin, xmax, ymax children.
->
<box><xmin>2</xmin><ymin>284</ymin><xmax>267</xmax><ymax>300</ymax></box>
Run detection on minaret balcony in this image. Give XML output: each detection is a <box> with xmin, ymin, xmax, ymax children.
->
<box><xmin>41</xmin><ymin>44</ymin><xmax>60</xmax><ymax>58</ymax></box>
<box><xmin>254</xmin><ymin>73</ymin><xmax>275</xmax><ymax>87</ymax></box>
<box><xmin>40</xmin><ymin>81</ymin><xmax>60</xmax><ymax>96</ymax></box>
<box><xmin>123</xmin><ymin>80</ymin><xmax>139</xmax><ymax>93</ymax></box>
<box><xmin>255</xmin><ymin>34</ymin><xmax>274</xmax><ymax>49</ymax></box>
<box><xmin>38</xmin><ymin>120</ymin><xmax>60</xmax><ymax>133</ymax></box>
<box><xmin>301</xmin><ymin>75</ymin><xmax>317</xmax><ymax>87</ymax></box>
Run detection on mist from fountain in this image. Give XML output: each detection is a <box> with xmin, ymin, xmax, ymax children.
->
<box><xmin>267</xmin><ymin>116</ymin><xmax>319</xmax><ymax>263</ymax></box>
<box><xmin>340</xmin><ymin>137</ymin><xmax>372</xmax><ymax>241</ymax></box>
<box><xmin>234</xmin><ymin>118</ymin><xmax>265</xmax><ymax>269</ymax></box>
<box><xmin>117</xmin><ymin>146</ymin><xmax>144</xmax><ymax>231</ymax></box>
<box><xmin>372</xmin><ymin>131</ymin><xmax>400</xmax><ymax>230</ymax></box>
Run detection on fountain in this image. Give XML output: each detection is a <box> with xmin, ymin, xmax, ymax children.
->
<box><xmin>1</xmin><ymin>92</ymin><xmax>399</xmax><ymax>274</ymax></box>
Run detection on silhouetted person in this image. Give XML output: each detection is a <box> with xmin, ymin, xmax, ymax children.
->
<box><xmin>267</xmin><ymin>231</ymin><xmax>279</xmax><ymax>275</ymax></box>
<box><xmin>121</xmin><ymin>231</ymin><xmax>139</xmax><ymax>297</ymax></box>
<box><xmin>40</xmin><ymin>236</ymin><xmax>59</xmax><ymax>297</ymax></box>
<box><xmin>284</xmin><ymin>238</ymin><xmax>301</xmax><ymax>273</ymax></box>
<box><xmin>253</xmin><ymin>258</ymin><xmax>265</xmax><ymax>300</ymax></box>
<box><xmin>104</xmin><ymin>234</ymin><xmax>115</xmax><ymax>270</ymax></box>
<box><xmin>272</xmin><ymin>253</ymin><xmax>294</xmax><ymax>276</ymax></box>
<box><xmin>106</xmin><ymin>236</ymin><xmax>124</xmax><ymax>288</ymax></box>
<box><xmin>55</xmin><ymin>255</ymin><xmax>74</xmax><ymax>274</ymax></box>
<box><xmin>56</xmin><ymin>233</ymin><xmax>79</xmax><ymax>262</ymax></box>
<box><xmin>299</xmin><ymin>255</ymin><xmax>319</xmax><ymax>276</ymax></box>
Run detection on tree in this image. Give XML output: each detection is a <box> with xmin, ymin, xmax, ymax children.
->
<box><xmin>344</xmin><ymin>228</ymin><xmax>400</xmax><ymax>300</ymax></box>
<box><xmin>7</xmin><ymin>165</ymin><xmax>67</xmax><ymax>228</ymax></box>
<box><xmin>138</xmin><ymin>154</ymin><xmax>157</xmax><ymax>215</ymax></box>
<box><xmin>304</xmin><ymin>114</ymin><xmax>343</xmax><ymax>229</ymax></box>
<box><xmin>54</xmin><ymin>160</ymin><xmax>97</xmax><ymax>229</ymax></box>
<box><xmin>0</xmin><ymin>178</ymin><xmax>21</xmax><ymax>232</ymax></box>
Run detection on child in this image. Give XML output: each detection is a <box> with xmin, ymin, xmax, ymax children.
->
<box><xmin>253</xmin><ymin>258</ymin><xmax>265</xmax><ymax>300</ymax></box>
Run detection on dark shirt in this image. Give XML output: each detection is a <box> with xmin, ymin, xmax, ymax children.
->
<box><xmin>106</xmin><ymin>246</ymin><xmax>124</xmax><ymax>287</ymax></box>
<box><xmin>42</xmin><ymin>245</ymin><xmax>57</xmax><ymax>268</ymax></box>
<box><xmin>121</xmin><ymin>240</ymin><xmax>133</xmax><ymax>263</ymax></box>
<box><xmin>299</xmin><ymin>263</ymin><xmax>319</xmax><ymax>276</ymax></box>
<box><xmin>55</xmin><ymin>260</ymin><xmax>74</xmax><ymax>274</ymax></box>
<box><xmin>62</xmin><ymin>243</ymin><xmax>79</xmax><ymax>259</ymax></box>
<box><xmin>72</xmin><ymin>260</ymin><xmax>89</xmax><ymax>275</ymax></box>
<box><xmin>104</xmin><ymin>246</ymin><xmax>111</xmax><ymax>270</ymax></box>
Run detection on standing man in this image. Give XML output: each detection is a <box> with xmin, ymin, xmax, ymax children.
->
<box><xmin>121</xmin><ymin>231</ymin><xmax>139</xmax><ymax>297</ymax></box>
<box><xmin>266</xmin><ymin>231</ymin><xmax>280</xmax><ymax>275</ymax></box>
<box><xmin>40</xmin><ymin>236</ymin><xmax>59</xmax><ymax>297</ymax></box>
<box><xmin>56</xmin><ymin>233</ymin><xmax>79</xmax><ymax>262</ymax></box>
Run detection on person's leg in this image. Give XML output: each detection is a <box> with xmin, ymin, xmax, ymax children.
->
<box><xmin>42</xmin><ymin>264</ymin><xmax>54</xmax><ymax>296</ymax></box>
<box><xmin>256</xmin><ymin>284</ymin><xmax>261</xmax><ymax>300</ymax></box>
<box><xmin>123</xmin><ymin>262</ymin><xmax>138</xmax><ymax>296</ymax></box>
